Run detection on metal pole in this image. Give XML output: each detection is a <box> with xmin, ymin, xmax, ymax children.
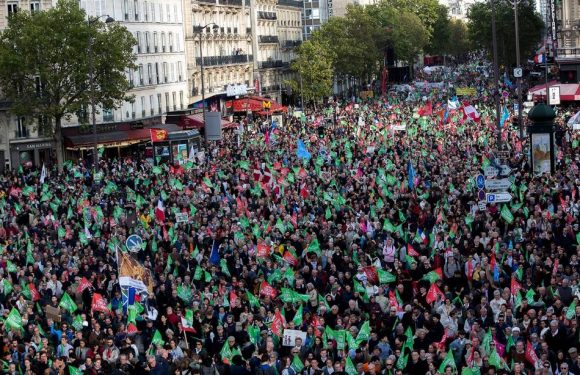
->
<box><xmin>199</xmin><ymin>33</ymin><xmax>207</xmax><ymax>131</ymax></box>
<box><xmin>299</xmin><ymin>73</ymin><xmax>304</xmax><ymax>108</ymax></box>
<box><xmin>491</xmin><ymin>0</ymin><xmax>501</xmax><ymax>147</ymax></box>
<box><xmin>89</xmin><ymin>21</ymin><xmax>98</xmax><ymax>174</ymax></box>
<box><xmin>514</xmin><ymin>0</ymin><xmax>523</xmax><ymax>139</ymax></box>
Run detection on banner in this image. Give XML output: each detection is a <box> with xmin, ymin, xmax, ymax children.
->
<box><xmin>456</xmin><ymin>87</ymin><xmax>477</xmax><ymax>96</ymax></box>
<box><xmin>282</xmin><ymin>329</ymin><xmax>307</xmax><ymax>346</ymax></box>
<box><xmin>118</xmin><ymin>251</ymin><xmax>154</xmax><ymax>295</ymax></box>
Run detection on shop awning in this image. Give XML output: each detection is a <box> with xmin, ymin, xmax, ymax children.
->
<box><xmin>225</xmin><ymin>95</ymin><xmax>287</xmax><ymax>114</ymax></box>
<box><xmin>179</xmin><ymin>113</ymin><xmax>238</xmax><ymax>129</ymax></box>
<box><xmin>64</xmin><ymin>123</ymin><xmax>182</xmax><ymax>149</ymax></box>
<box><xmin>528</xmin><ymin>81</ymin><xmax>580</xmax><ymax>101</ymax></box>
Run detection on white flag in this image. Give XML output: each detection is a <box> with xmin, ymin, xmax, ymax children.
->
<box><xmin>40</xmin><ymin>164</ymin><xmax>47</xmax><ymax>184</ymax></box>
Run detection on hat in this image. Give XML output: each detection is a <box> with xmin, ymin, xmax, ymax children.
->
<box><xmin>570</xmin><ymin>348</ymin><xmax>578</xmax><ymax>354</ymax></box>
<box><xmin>512</xmin><ymin>327</ymin><xmax>520</xmax><ymax>332</ymax></box>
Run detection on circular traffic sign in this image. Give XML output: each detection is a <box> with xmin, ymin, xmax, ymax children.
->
<box><xmin>478</xmin><ymin>189</ymin><xmax>486</xmax><ymax>201</ymax></box>
<box><xmin>476</xmin><ymin>175</ymin><xmax>485</xmax><ymax>189</ymax></box>
<box><xmin>126</xmin><ymin>234</ymin><xmax>143</xmax><ymax>253</ymax></box>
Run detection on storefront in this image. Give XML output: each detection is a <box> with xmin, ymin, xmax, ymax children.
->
<box><xmin>151</xmin><ymin>130</ymin><xmax>202</xmax><ymax>165</ymax></box>
<box><xmin>9</xmin><ymin>138</ymin><xmax>55</xmax><ymax>169</ymax></box>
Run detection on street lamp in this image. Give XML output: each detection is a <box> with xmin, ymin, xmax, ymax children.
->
<box><xmin>193</xmin><ymin>23</ymin><xmax>219</xmax><ymax>132</ymax></box>
<box><xmin>88</xmin><ymin>15</ymin><xmax>115</xmax><ymax>175</ymax></box>
<box><xmin>507</xmin><ymin>0</ymin><xmax>524</xmax><ymax>139</ymax></box>
<box><xmin>490</xmin><ymin>0</ymin><xmax>501</xmax><ymax>147</ymax></box>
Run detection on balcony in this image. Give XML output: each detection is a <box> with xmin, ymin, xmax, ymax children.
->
<box><xmin>259</xmin><ymin>60</ymin><xmax>283</xmax><ymax>69</ymax></box>
<box><xmin>195</xmin><ymin>54</ymin><xmax>252</xmax><ymax>67</ymax></box>
<box><xmin>262</xmin><ymin>84</ymin><xmax>281</xmax><ymax>92</ymax></box>
<box><xmin>556</xmin><ymin>48</ymin><xmax>580</xmax><ymax>62</ymax></box>
<box><xmin>277</xmin><ymin>0</ymin><xmax>303</xmax><ymax>7</ymax></box>
<box><xmin>282</xmin><ymin>40</ymin><xmax>301</xmax><ymax>48</ymax></box>
<box><xmin>197</xmin><ymin>0</ymin><xmax>245</xmax><ymax>5</ymax></box>
<box><xmin>259</xmin><ymin>35</ymin><xmax>279</xmax><ymax>44</ymax></box>
<box><xmin>258</xmin><ymin>11</ymin><xmax>277</xmax><ymax>20</ymax></box>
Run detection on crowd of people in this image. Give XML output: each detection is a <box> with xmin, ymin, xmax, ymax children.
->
<box><xmin>0</xmin><ymin>61</ymin><xmax>579</xmax><ymax>375</ymax></box>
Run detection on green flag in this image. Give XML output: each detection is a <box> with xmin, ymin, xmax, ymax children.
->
<box><xmin>2</xmin><ymin>279</ymin><xmax>13</xmax><ymax>296</ymax></box>
<box><xmin>500</xmin><ymin>205</ymin><xmax>514</xmax><ymax>224</ymax></box>
<box><xmin>291</xmin><ymin>355</ymin><xmax>304</xmax><ymax>372</ymax></box>
<box><xmin>59</xmin><ymin>292</ymin><xmax>77</xmax><ymax>313</ymax></box>
<box><xmin>345</xmin><ymin>356</ymin><xmax>357</xmax><ymax>375</ymax></box>
<box><xmin>356</xmin><ymin>321</ymin><xmax>371</xmax><ymax>343</ymax></box>
<box><xmin>422</xmin><ymin>270</ymin><xmax>441</xmax><ymax>284</ymax></box>
<box><xmin>567</xmin><ymin>300</ymin><xmax>577</xmax><ymax>320</ymax></box>
<box><xmin>151</xmin><ymin>329</ymin><xmax>165</xmax><ymax>345</ymax></box>
<box><xmin>396</xmin><ymin>353</ymin><xmax>408</xmax><ymax>370</ymax></box>
<box><xmin>246</xmin><ymin>291</ymin><xmax>260</xmax><ymax>309</ymax></box>
<box><xmin>5</xmin><ymin>308</ymin><xmax>22</xmax><ymax>331</ymax></box>
<box><xmin>437</xmin><ymin>350</ymin><xmax>456</xmax><ymax>373</ymax></box>
<box><xmin>307</xmin><ymin>238</ymin><xmax>321</xmax><ymax>256</ymax></box>
<box><xmin>377</xmin><ymin>269</ymin><xmax>396</xmax><ymax>284</ymax></box>
<box><xmin>292</xmin><ymin>304</ymin><xmax>304</xmax><ymax>327</ymax></box>
<box><xmin>68</xmin><ymin>366</ymin><xmax>83</xmax><ymax>375</ymax></box>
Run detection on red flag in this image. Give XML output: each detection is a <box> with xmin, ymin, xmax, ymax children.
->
<box><xmin>283</xmin><ymin>251</ymin><xmax>298</xmax><ymax>266</ymax></box>
<box><xmin>91</xmin><ymin>293</ymin><xmax>110</xmax><ymax>314</ymax></box>
<box><xmin>426</xmin><ymin>283</ymin><xmax>444</xmax><ymax>304</ymax></box>
<box><xmin>127</xmin><ymin>323</ymin><xmax>138</xmax><ymax>334</ymax></box>
<box><xmin>76</xmin><ymin>277</ymin><xmax>92</xmax><ymax>294</ymax></box>
<box><xmin>418</xmin><ymin>102</ymin><xmax>433</xmax><ymax>116</ymax></box>
<box><xmin>362</xmin><ymin>266</ymin><xmax>379</xmax><ymax>284</ymax></box>
<box><xmin>511</xmin><ymin>276</ymin><xmax>522</xmax><ymax>296</ymax></box>
<box><xmin>525</xmin><ymin>341</ymin><xmax>539</xmax><ymax>366</ymax></box>
<box><xmin>300</xmin><ymin>184</ymin><xmax>309</xmax><ymax>198</ymax></box>
<box><xmin>552</xmin><ymin>259</ymin><xmax>559</xmax><ymax>276</ymax></box>
<box><xmin>271</xmin><ymin>310</ymin><xmax>285</xmax><ymax>336</ymax></box>
<box><xmin>407</xmin><ymin>243</ymin><xmax>419</xmax><ymax>257</ymax></box>
<box><xmin>150</xmin><ymin>128</ymin><xmax>168</xmax><ymax>142</ymax></box>
<box><xmin>433</xmin><ymin>268</ymin><xmax>443</xmax><ymax>279</ymax></box>
<box><xmin>257</xmin><ymin>242</ymin><xmax>271</xmax><ymax>258</ymax></box>
<box><xmin>229</xmin><ymin>291</ymin><xmax>238</xmax><ymax>306</ymax></box>
<box><xmin>28</xmin><ymin>283</ymin><xmax>40</xmax><ymax>302</ymax></box>
<box><xmin>388</xmin><ymin>290</ymin><xmax>400</xmax><ymax>311</ymax></box>
<box><xmin>259</xmin><ymin>281</ymin><xmax>278</xmax><ymax>298</ymax></box>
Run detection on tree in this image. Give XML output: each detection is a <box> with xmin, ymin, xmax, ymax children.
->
<box><xmin>0</xmin><ymin>0</ymin><xmax>136</xmax><ymax>168</ymax></box>
<box><xmin>317</xmin><ymin>5</ymin><xmax>383</xmax><ymax>80</ymax></box>
<box><xmin>425</xmin><ymin>4</ymin><xmax>451</xmax><ymax>55</ymax></box>
<box><xmin>467</xmin><ymin>1</ymin><xmax>543</xmax><ymax>67</ymax></box>
<box><xmin>446</xmin><ymin>19</ymin><xmax>471</xmax><ymax>59</ymax></box>
<box><xmin>288</xmin><ymin>37</ymin><xmax>335</xmax><ymax>106</ymax></box>
<box><xmin>374</xmin><ymin>0</ymin><xmax>441</xmax><ymax>43</ymax></box>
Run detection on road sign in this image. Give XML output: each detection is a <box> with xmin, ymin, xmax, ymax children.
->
<box><xmin>486</xmin><ymin>192</ymin><xmax>513</xmax><ymax>203</ymax></box>
<box><xmin>514</xmin><ymin>68</ymin><xmax>523</xmax><ymax>78</ymax></box>
<box><xmin>125</xmin><ymin>234</ymin><xmax>143</xmax><ymax>253</ymax></box>
<box><xmin>484</xmin><ymin>166</ymin><xmax>499</xmax><ymax>177</ymax></box>
<box><xmin>475</xmin><ymin>175</ymin><xmax>485</xmax><ymax>189</ymax></box>
<box><xmin>513</xmin><ymin>103</ymin><xmax>519</xmax><ymax>112</ymax></box>
<box><xmin>478</xmin><ymin>189</ymin><xmax>486</xmax><ymax>201</ymax></box>
<box><xmin>484</xmin><ymin>178</ymin><xmax>513</xmax><ymax>191</ymax></box>
<box><xmin>548</xmin><ymin>86</ymin><xmax>560</xmax><ymax>105</ymax></box>
<box><xmin>478</xmin><ymin>201</ymin><xmax>487</xmax><ymax>211</ymax></box>
<box><xmin>499</xmin><ymin>165</ymin><xmax>512</xmax><ymax>176</ymax></box>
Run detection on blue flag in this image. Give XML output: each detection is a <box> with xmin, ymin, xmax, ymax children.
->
<box><xmin>296</xmin><ymin>140</ymin><xmax>311</xmax><ymax>161</ymax></box>
<box><xmin>209</xmin><ymin>240</ymin><xmax>220</xmax><ymax>266</ymax></box>
<box><xmin>407</xmin><ymin>161</ymin><xmax>416</xmax><ymax>191</ymax></box>
<box><xmin>503</xmin><ymin>72</ymin><xmax>513</xmax><ymax>89</ymax></box>
<box><xmin>500</xmin><ymin>105</ymin><xmax>509</xmax><ymax>128</ymax></box>
<box><xmin>122</xmin><ymin>286</ymin><xmax>136</xmax><ymax>313</ymax></box>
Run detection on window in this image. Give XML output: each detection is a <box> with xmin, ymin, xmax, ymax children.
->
<box><xmin>153</xmin><ymin>32</ymin><xmax>158</xmax><ymax>52</ymax></box>
<box><xmin>174</xmin><ymin>5</ymin><xmax>178</xmax><ymax>23</ymax></box>
<box><xmin>163</xmin><ymin>62</ymin><xmax>168</xmax><ymax>83</ymax></box>
<box><xmin>155</xmin><ymin>63</ymin><xmax>160</xmax><ymax>84</ymax></box>
<box><xmin>124</xmin><ymin>0</ymin><xmax>129</xmax><ymax>20</ymax></box>
<box><xmin>131</xmin><ymin>102</ymin><xmax>135</xmax><ymax>119</ymax></box>
<box><xmin>127</xmin><ymin>70</ymin><xmax>134</xmax><ymax>87</ymax></box>
<box><xmin>169</xmin><ymin>32</ymin><xmax>173</xmax><ymax>52</ymax></box>
<box><xmin>176</xmin><ymin>33</ymin><xmax>180</xmax><ymax>52</ymax></box>
<box><xmin>145</xmin><ymin>32</ymin><xmax>150</xmax><ymax>53</ymax></box>
<box><xmin>136</xmin><ymin>31</ymin><xmax>141</xmax><ymax>53</ymax></box>
<box><xmin>103</xmin><ymin>108</ymin><xmax>114</xmax><ymax>122</ymax></box>
<box><xmin>140</xmin><ymin>96</ymin><xmax>145</xmax><ymax>117</ymax></box>
<box><xmin>147</xmin><ymin>63</ymin><xmax>152</xmax><ymax>84</ymax></box>
<box><xmin>138</xmin><ymin>64</ymin><xmax>144</xmax><ymax>85</ymax></box>
<box><xmin>16</xmin><ymin>117</ymin><xmax>28</xmax><ymax>138</ymax></box>
<box><xmin>165</xmin><ymin>92</ymin><xmax>170</xmax><ymax>113</ymax></box>
<box><xmin>7</xmin><ymin>3</ymin><xmax>18</xmax><ymax>17</ymax></box>
<box><xmin>166</xmin><ymin>4</ymin><xmax>171</xmax><ymax>22</ymax></box>
<box><xmin>161</xmin><ymin>32</ymin><xmax>166</xmax><ymax>52</ymax></box>
<box><xmin>134</xmin><ymin>0</ymin><xmax>139</xmax><ymax>20</ymax></box>
<box><xmin>178</xmin><ymin>61</ymin><xmax>183</xmax><ymax>81</ymax></box>
<box><xmin>172</xmin><ymin>92</ymin><xmax>176</xmax><ymax>111</ymax></box>
<box><xmin>150</xmin><ymin>95</ymin><xmax>155</xmax><ymax>116</ymax></box>
<box><xmin>30</xmin><ymin>1</ymin><xmax>40</xmax><ymax>12</ymax></box>
<box><xmin>159</xmin><ymin>3</ymin><xmax>163</xmax><ymax>22</ymax></box>
<box><xmin>157</xmin><ymin>93</ymin><xmax>162</xmax><ymax>114</ymax></box>
<box><xmin>144</xmin><ymin>1</ymin><xmax>148</xmax><ymax>21</ymax></box>
<box><xmin>180</xmin><ymin>91</ymin><xmax>184</xmax><ymax>109</ymax></box>
<box><xmin>170</xmin><ymin>63</ymin><xmax>175</xmax><ymax>82</ymax></box>
<box><xmin>151</xmin><ymin>2</ymin><xmax>155</xmax><ymax>21</ymax></box>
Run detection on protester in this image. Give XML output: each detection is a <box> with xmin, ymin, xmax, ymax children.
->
<box><xmin>0</xmin><ymin>60</ymin><xmax>579</xmax><ymax>375</ymax></box>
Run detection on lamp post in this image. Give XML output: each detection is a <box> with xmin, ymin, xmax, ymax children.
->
<box><xmin>193</xmin><ymin>23</ymin><xmax>219</xmax><ymax>134</ymax></box>
<box><xmin>490</xmin><ymin>0</ymin><xmax>501</xmax><ymax>147</ymax></box>
<box><xmin>507</xmin><ymin>0</ymin><xmax>524</xmax><ymax>139</ymax></box>
<box><xmin>88</xmin><ymin>15</ymin><xmax>115</xmax><ymax>175</ymax></box>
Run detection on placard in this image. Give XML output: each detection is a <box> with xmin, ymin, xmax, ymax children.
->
<box><xmin>175</xmin><ymin>213</ymin><xmax>189</xmax><ymax>223</ymax></box>
<box><xmin>531</xmin><ymin>133</ymin><xmax>551</xmax><ymax>175</ymax></box>
<box><xmin>45</xmin><ymin>305</ymin><xmax>61</xmax><ymax>322</ymax></box>
<box><xmin>282</xmin><ymin>329</ymin><xmax>307</xmax><ymax>346</ymax></box>
<box><xmin>548</xmin><ymin>86</ymin><xmax>560</xmax><ymax>105</ymax></box>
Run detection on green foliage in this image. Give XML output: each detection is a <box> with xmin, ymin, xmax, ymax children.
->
<box><xmin>467</xmin><ymin>0</ymin><xmax>543</xmax><ymax>66</ymax></box>
<box><xmin>425</xmin><ymin>4</ymin><xmax>451</xmax><ymax>55</ymax></box>
<box><xmin>447</xmin><ymin>19</ymin><xmax>472</xmax><ymax>58</ymax></box>
<box><xmin>0</xmin><ymin>0</ymin><xmax>136</xmax><ymax>166</ymax></box>
<box><xmin>288</xmin><ymin>37</ymin><xmax>335</xmax><ymax>104</ymax></box>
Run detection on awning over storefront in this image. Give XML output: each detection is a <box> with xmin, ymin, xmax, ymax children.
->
<box><xmin>528</xmin><ymin>81</ymin><xmax>580</xmax><ymax>101</ymax></box>
<box><xmin>64</xmin><ymin>123</ymin><xmax>182</xmax><ymax>149</ymax></box>
<box><xmin>225</xmin><ymin>95</ymin><xmax>287</xmax><ymax>114</ymax></box>
<box><xmin>179</xmin><ymin>113</ymin><xmax>238</xmax><ymax>129</ymax></box>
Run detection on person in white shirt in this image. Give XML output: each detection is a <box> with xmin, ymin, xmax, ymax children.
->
<box><xmin>490</xmin><ymin>290</ymin><xmax>507</xmax><ymax>320</ymax></box>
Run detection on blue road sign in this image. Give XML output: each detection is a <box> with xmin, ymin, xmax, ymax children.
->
<box><xmin>126</xmin><ymin>234</ymin><xmax>143</xmax><ymax>252</ymax></box>
<box><xmin>476</xmin><ymin>175</ymin><xmax>485</xmax><ymax>189</ymax></box>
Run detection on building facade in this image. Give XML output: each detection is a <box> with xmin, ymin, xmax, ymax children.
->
<box><xmin>439</xmin><ymin>0</ymin><xmax>479</xmax><ymax>22</ymax></box>
<box><xmin>302</xmin><ymin>0</ymin><xmax>328</xmax><ymax>39</ymax></box>
<box><xmin>185</xmin><ymin>0</ymin><xmax>254</xmax><ymax>108</ymax></box>
<box><xmin>330</xmin><ymin>0</ymin><xmax>376</xmax><ymax>18</ymax></box>
<box><xmin>0</xmin><ymin>0</ymin><xmax>189</xmax><ymax>168</ymax></box>
<box><xmin>555</xmin><ymin>0</ymin><xmax>580</xmax><ymax>82</ymax></box>
<box><xmin>277</xmin><ymin>0</ymin><xmax>302</xmax><ymax>102</ymax></box>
